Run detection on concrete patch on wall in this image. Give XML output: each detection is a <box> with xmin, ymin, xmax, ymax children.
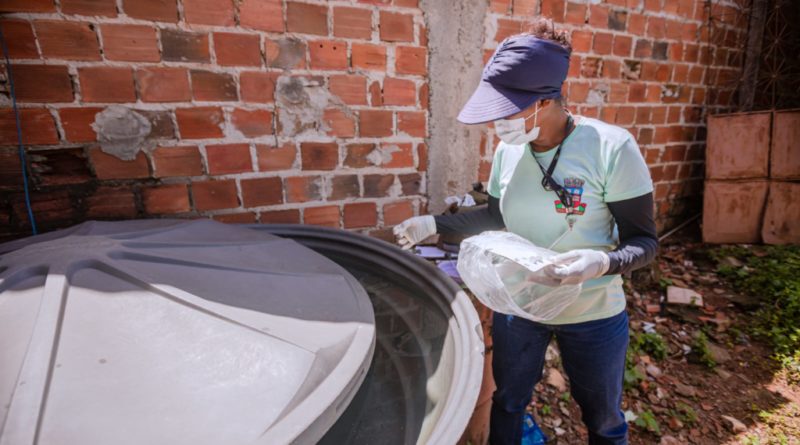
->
<box><xmin>366</xmin><ymin>145</ymin><xmax>401</xmax><ymax>166</ymax></box>
<box><xmin>92</xmin><ymin>106</ymin><xmax>153</xmax><ymax>161</ymax></box>
<box><xmin>276</xmin><ymin>76</ymin><xmax>342</xmax><ymax>138</ymax></box>
<box><xmin>420</xmin><ymin>0</ymin><xmax>488</xmax><ymax>213</ymax></box>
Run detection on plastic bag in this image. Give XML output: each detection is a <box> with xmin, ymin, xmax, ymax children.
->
<box><xmin>456</xmin><ymin>231</ymin><xmax>582</xmax><ymax>322</ymax></box>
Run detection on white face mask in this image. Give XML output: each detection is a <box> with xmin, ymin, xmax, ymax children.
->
<box><xmin>494</xmin><ymin>103</ymin><xmax>541</xmax><ymax>145</ymax></box>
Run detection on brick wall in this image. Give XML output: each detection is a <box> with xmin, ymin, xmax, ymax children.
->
<box><xmin>0</xmin><ymin>0</ymin><xmax>749</xmax><ymax>241</ymax></box>
<box><xmin>477</xmin><ymin>0</ymin><xmax>749</xmax><ymax>231</ymax></box>
<box><xmin>0</xmin><ymin>0</ymin><xmax>428</xmax><ymax>241</ymax></box>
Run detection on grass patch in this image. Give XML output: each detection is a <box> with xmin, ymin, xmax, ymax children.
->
<box><xmin>713</xmin><ymin>245</ymin><xmax>800</xmax><ymax>380</ymax></box>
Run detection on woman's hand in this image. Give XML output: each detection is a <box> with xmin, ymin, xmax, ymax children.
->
<box><xmin>543</xmin><ymin>249</ymin><xmax>610</xmax><ymax>285</ymax></box>
<box><xmin>392</xmin><ymin>215</ymin><xmax>436</xmax><ymax>250</ymax></box>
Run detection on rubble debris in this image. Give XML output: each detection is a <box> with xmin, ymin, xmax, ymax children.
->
<box><xmin>666</xmin><ymin>286</ymin><xmax>704</xmax><ymax>306</ymax></box>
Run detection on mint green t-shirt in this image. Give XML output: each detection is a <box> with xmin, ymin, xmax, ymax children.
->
<box><xmin>487</xmin><ymin>116</ymin><xmax>653</xmax><ymax>325</ymax></box>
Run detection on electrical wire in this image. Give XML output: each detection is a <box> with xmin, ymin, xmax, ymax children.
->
<box><xmin>0</xmin><ymin>24</ymin><xmax>37</xmax><ymax>235</ymax></box>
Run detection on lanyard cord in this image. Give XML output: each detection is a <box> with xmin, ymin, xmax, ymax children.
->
<box><xmin>533</xmin><ymin>113</ymin><xmax>574</xmax><ymax>185</ymax></box>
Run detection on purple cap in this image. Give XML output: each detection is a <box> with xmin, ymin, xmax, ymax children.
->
<box><xmin>457</xmin><ymin>35</ymin><xmax>571</xmax><ymax>125</ymax></box>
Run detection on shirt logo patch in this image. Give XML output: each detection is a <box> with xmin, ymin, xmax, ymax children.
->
<box><xmin>555</xmin><ymin>177</ymin><xmax>587</xmax><ymax>215</ymax></box>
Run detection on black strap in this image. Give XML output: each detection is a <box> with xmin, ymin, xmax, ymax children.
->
<box><xmin>533</xmin><ymin>113</ymin><xmax>575</xmax><ymax>207</ymax></box>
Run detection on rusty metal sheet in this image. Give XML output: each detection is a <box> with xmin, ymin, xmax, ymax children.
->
<box><xmin>770</xmin><ymin>110</ymin><xmax>800</xmax><ymax>180</ymax></box>
<box><xmin>702</xmin><ymin>180</ymin><xmax>769</xmax><ymax>243</ymax></box>
<box><xmin>762</xmin><ymin>181</ymin><xmax>800</xmax><ymax>245</ymax></box>
<box><xmin>706</xmin><ymin>112</ymin><xmax>771</xmax><ymax>180</ymax></box>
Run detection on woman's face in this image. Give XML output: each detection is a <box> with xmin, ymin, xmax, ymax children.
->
<box><xmin>502</xmin><ymin>99</ymin><xmax>556</xmax><ymax>132</ymax></box>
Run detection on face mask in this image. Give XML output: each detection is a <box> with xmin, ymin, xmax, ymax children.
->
<box><xmin>494</xmin><ymin>103</ymin><xmax>541</xmax><ymax>145</ymax></box>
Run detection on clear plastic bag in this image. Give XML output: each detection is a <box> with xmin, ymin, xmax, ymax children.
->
<box><xmin>456</xmin><ymin>231</ymin><xmax>582</xmax><ymax>322</ymax></box>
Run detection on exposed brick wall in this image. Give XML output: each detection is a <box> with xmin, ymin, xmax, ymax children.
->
<box><xmin>478</xmin><ymin>0</ymin><xmax>749</xmax><ymax>232</ymax></box>
<box><xmin>0</xmin><ymin>0</ymin><xmax>749</xmax><ymax>241</ymax></box>
<box><xmin>0</xmin><ymin>0</ymin><xmax>428</xmax><ymax>241</ymax></box>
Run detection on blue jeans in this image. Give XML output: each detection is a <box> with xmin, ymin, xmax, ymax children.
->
<box><xmin>489</xmin><ymin>310</ymin><xmax>629</xmax><ymax>445</ymax></box>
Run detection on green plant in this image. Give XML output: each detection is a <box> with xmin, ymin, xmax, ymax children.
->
<box><xmin>631</xmin><ymin>332</ymin><xmax>669</xmax><ymax>361</ymax></box>
<box><xmin>634</xmin><ymin>409</ymin><xmax>661</xmax><ymax>435</ymax></box>
<box><xmin>541</xmin><ymin>404</ymin><xmax>551</xmax><ymax>416</ymax></box>
<box><xmin>692</xmin><ymin>331</ymin><xmax>717</xmax><ymax>368</ymax></box>
<box><xmin>560</xmin><ymin>391</ymin><xmax>570</xmax><ymax>402</ymax></box>
<box><xmin>675</xmin><ymin>402</ymin><xmax>698</xmax><ymax>425</ymax></box>
<box><xmin>713</xmin><ymin>245</ymin><xmax>800</xmax><ymax>380</ymax></box>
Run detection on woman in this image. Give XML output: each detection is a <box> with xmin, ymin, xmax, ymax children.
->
<box><xmin>393</xmin><ymin>21</ymin><xmax>658</xmax><ymax>445</ymax></box>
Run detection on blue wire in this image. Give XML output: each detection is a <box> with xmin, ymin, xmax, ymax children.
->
<box><xmin>0</xmin><ymin>25</ymin><xmax>37</xmax><ymax>235</ymax></box>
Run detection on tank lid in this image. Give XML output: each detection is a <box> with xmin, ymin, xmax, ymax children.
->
<box><xmin>0</xmin><ymin>220</ymin><xmax>375</xmax><ymax>445</ymax></box>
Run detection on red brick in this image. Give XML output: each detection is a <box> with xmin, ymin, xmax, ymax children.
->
<box><xmin>647</xmin><ymin>16</ymin><xmax>666</xmax><ymax>39</ymax></box>
<box><xmin>191</xmin><ymin>70</ymin><xmax>238</xmax><ymax>101</ymax></box>
<box><xmin>344</xmin><ymin>143</ymin><xmax>376</xmax><ymax>168</ymax></box>
<box><xmin>398</xmin><ymin>111</ymin><xmax>426</xmax><ymax>137</ymax></box>
<box><xmin>301</xmin><ymin>142</ymin><xmax>339</xmax><ymax>170</ymax></box>
<box><xmin>360</xmin><ymin>110</ymin><xmax>393</xmax><ymax>137</ymax></box>
<box><xmin>352</xmin><ymin>44</ymin><xmax>387</xmax><ymax>71</ymax></box>
<box><xmin>161</xmin><ymin>29</ymin><xmax>210</xmax><ymax>62</ymax></box>
<box><xmin>478</xmin><ymin>160</ymin><xmax>491</xmax><ymax>182</ymax></box>
<box><xmin>1</xmin><ymin>20</ymin><xmax>38</xmax><ymax>58</ymax></box>
<box><xmin>565</xmin><ymin>2</ymin><xmax>587</xmax><ymax>25</ymax></box>
<box><xmin>241</xmin><ymin>177</ymin><xmax>283</xmax><ymax>207</ymax></box>
<box><xmin>344</xmin><ymin>202</ymin><xmax>377</xmax><ymax>228</ymax></box>
<box><xmin>329</xmin><ymin>75</ymin><xmax>367</xmax><ymax>105</ymax></box>
<box><xmin>285</xmin><ymin>175</ymin><xmax>322</xmax><ymax>202</ymax></box>
<box><xmin>79</xmin><ymin>67</ymin><xmax>136</xmax><ymax>103</ymax></box>
<box><xmin>305</xmin><ymin>205</ymin><xmax>340</xmax><ymax>228</ymax></box>
<box><xmin>613</xmin><ymin>35</ymin><xmax>632</xmax><ymax>57</ymax></box>
<box><xmin>395</xmin><ymin>46</ymin><xmax>427</xmax><ymax>75</ymax></box>
<box><xmin>329</xmin><ymin>175</ymin><xmax>359</xmax><ymax>200</ymax></box>
<box><xmin>59</xmin><ymin>107</ymin><xmax>101</xmax><ymax>142</ymax></box>
<box><xmin>265</xmin><ymin>38</ymin><xmax>306</xmax><ymax>70</ymax></box>
<box><xmin>370</xmin><ymin>81</ymin><xmax>383</xmax><ymax>106</ymax></box>
<box><xmin>540</xmin><ymin>0</ymin><xmax>565</xmax><ymax>21</ymax></box>
<box><xmin>0</xmin><ymin>108</ymin><xmax>58</xmax><ymax>145</ymax></box>
<box><xmin>214</xmin><ymin>212</ymin><xmax>257</xmax><ymax>223</ymax></box>
<box><xmin>309</xmin><ymin>40</ymin><xmax>348</xmax><ymax>70</ymax></box>
<box><xmin>593</xmin><ymin>32</ymin><xmax>613</xmax><ymax>55</ymax></box>
<box><xmin>334</xmin><ymin>7</ymin><xmax>372</xmax><ymax>39</ymax></box>
<box><xmin>490</xmin><ymin>0</ymin><xmax>511</xmax><ymax>13</ymax></box>
<box><xmin>192</xmin><ymin>180</ymin><xmax>239</xmax><ymax>211</ymax></box>
<box><xmin>286</xmin><ymin>2</ymin><xmax>328</xmax><ymax>35</ymax></box>
<box><xmin>136</xmin><ymin>67</ymin><xmax>190</xmax><ymax>102</ymax></box>
<box><xmin>176</xmin><ymin>107</ymin><xmax>224</xmax><ymax>139</ymax></box>
<box><xmin>706</xmin><ymin>112</ymin><xmax>770</xmax><ymax>179</ymax></box>
<box><xmin>0</xmin><ymin>0</ymin><xmax>55</xmax><ymax>13</ymax></box>
<box><xmin>214</xmin><ymin>32</ymin><xmax>262</xmax><ymax>66</ymax></box>
<box><xmin>183</xmin><ymin>0</ymin><xmax>235</xmax><ymax>25</ymax></box>
<box><xmin>35</xmin><ymin>20</ymin><xmax>100</xmax><ymax>61</ymax></box>
<box><xmin>61</xmin><ymin>0</ymin><xmax>117</xmax><ymax>15</ymax></box>
<box><xmin>417</xmin><ymin>143</ymin><xmax>428</xmax><ymax>172</ymax></box>
<box><xmin>239</xmin><ymin>0</ymin><xmax>283</xmax><ymax>32</ymax></box>
<box><xmin>383</xmin><ymin>200</ymin><xmax>413</xmax><ymax>225</ymax></box>
<box><xmin>152</xmin><ymin>146</ymin><xmax>203</xmax><ymax>177</ymax></box>
<box><xmin>380</xmin><ymin>11</ymin><xmax>413</xmax><ymax>42</ymax></box>
<box><xmin>256</xmin><ymin>143</ymin><xmax>296</xmax><ymax>171</ymax></box>
<box><xmin>419</xmin><ymin>83</ymin><xmax>429</xmax><ymax>109</ymax></box>
<box><xmin>495</xmin><ymin>19</ymin><xmax>522</xmax><ymax>43</ymax></box>
<box><xmin>86</xmin><ymin>186</ymin><xmax>137</xmax><ymax>219</ymax></box>
<box><xmin>123</xmin><ymin>0</ymin><xmax>177</xmax><ymax>21</ymax></box>
<box><xmin>399</xmin><ymin>172</ymin><xmax>421</xmax><ymax>195</ymax></box>
<box><xmin>628</xmin><ymin>12</ymin><xmax>645</xmax><ymax>35</ymax></box>
<box><xmin>588</xmin><ymin>4</ymin><xmax>608</xmax><ymax>28</ymax></box>
<box><xmin>89</xmin><ymin>148</ymin><xmax>150</xmax><ymax>179</ymax></box>
<box><xmin>232</xmin><ymin>109</ymin><xmax>274</xmax><ymax>137</ymax></box>
<box><xmin>323</xmin><ymin>109</ymin><xmax>356</xmax><ymax>137</ymax></box>
<box><xmin>144</xmin><ymin>184</ymin><xmax>191</xmax><ymax>214</ymax></box>
<box><xmin>363</xmin><ymin>174</ymin><xmax>395</xmax><ymax>197</ymax></box>
<box><xmin>381</xmin><ymin>143</ymin><xmax>414</xmax><ymax>168</ymax></box>
<box><xmin>571</xmin><ymin>30</ymin><xmax>592</xmax><ymax>53</ymax></box>
<box><xmin>101</xmin><ymin>24</ymin><xmax>159</xmax><ymax>62</ymax></box>
<box><xmin>383</xmin><ymin>78</ymin><xmax>416</xmax><ymax>105</ymax></box>
<box><xmin>512</xmin><ymin>0</ymin><xmax>535</xmax><ymax>15</ymax></box>
<box><xmin>261</xmin><ymin>209</ymin><xmax>300</xmax><ymax>224</ymax></box>
<box><xmin>206</xmin><ymin>143</ymin><xmax>253</xmax><ymax>174</ymax></box>
<box><xmin>241</xmin><ymin>72</ymin><xmax>279</xmax><ymax>103</ymax></box>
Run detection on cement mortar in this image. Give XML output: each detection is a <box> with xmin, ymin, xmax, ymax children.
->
<box><xmin>91</xmin><ymin>106</ymin><xmax>153</xmax><ymax>161</ymax></box>
<box><xmin>420</xmin><ymin>0</ymin><xmax>488</xmax><ymax>213</ymax></box>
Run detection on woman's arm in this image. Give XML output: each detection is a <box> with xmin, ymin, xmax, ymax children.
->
<box><xmin>605</xmin><ymin>192</ymin><xmax>659</xmax><ymax>275</ymax></box>
<box><xmin>434</xmin><ymin>195</ymin><xmax>506</xmax><ymax>238</ymax></box>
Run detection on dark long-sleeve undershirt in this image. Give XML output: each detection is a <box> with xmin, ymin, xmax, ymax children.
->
<box><xmin>434</xmin><ymin>192</ymin><xmax>658</xmax><ymax>276</ymax></box>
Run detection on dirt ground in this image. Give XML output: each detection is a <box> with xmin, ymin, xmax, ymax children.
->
<box><xmin>524</xmin><ymin>228</ymin><xmax>800</xmax><ymax>444</ymax></box>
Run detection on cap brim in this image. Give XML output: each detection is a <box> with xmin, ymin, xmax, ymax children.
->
<box><xmin>457</xmin><ymin>80</ymin><xmax>542</xmax><ymax>125</ymax></box>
